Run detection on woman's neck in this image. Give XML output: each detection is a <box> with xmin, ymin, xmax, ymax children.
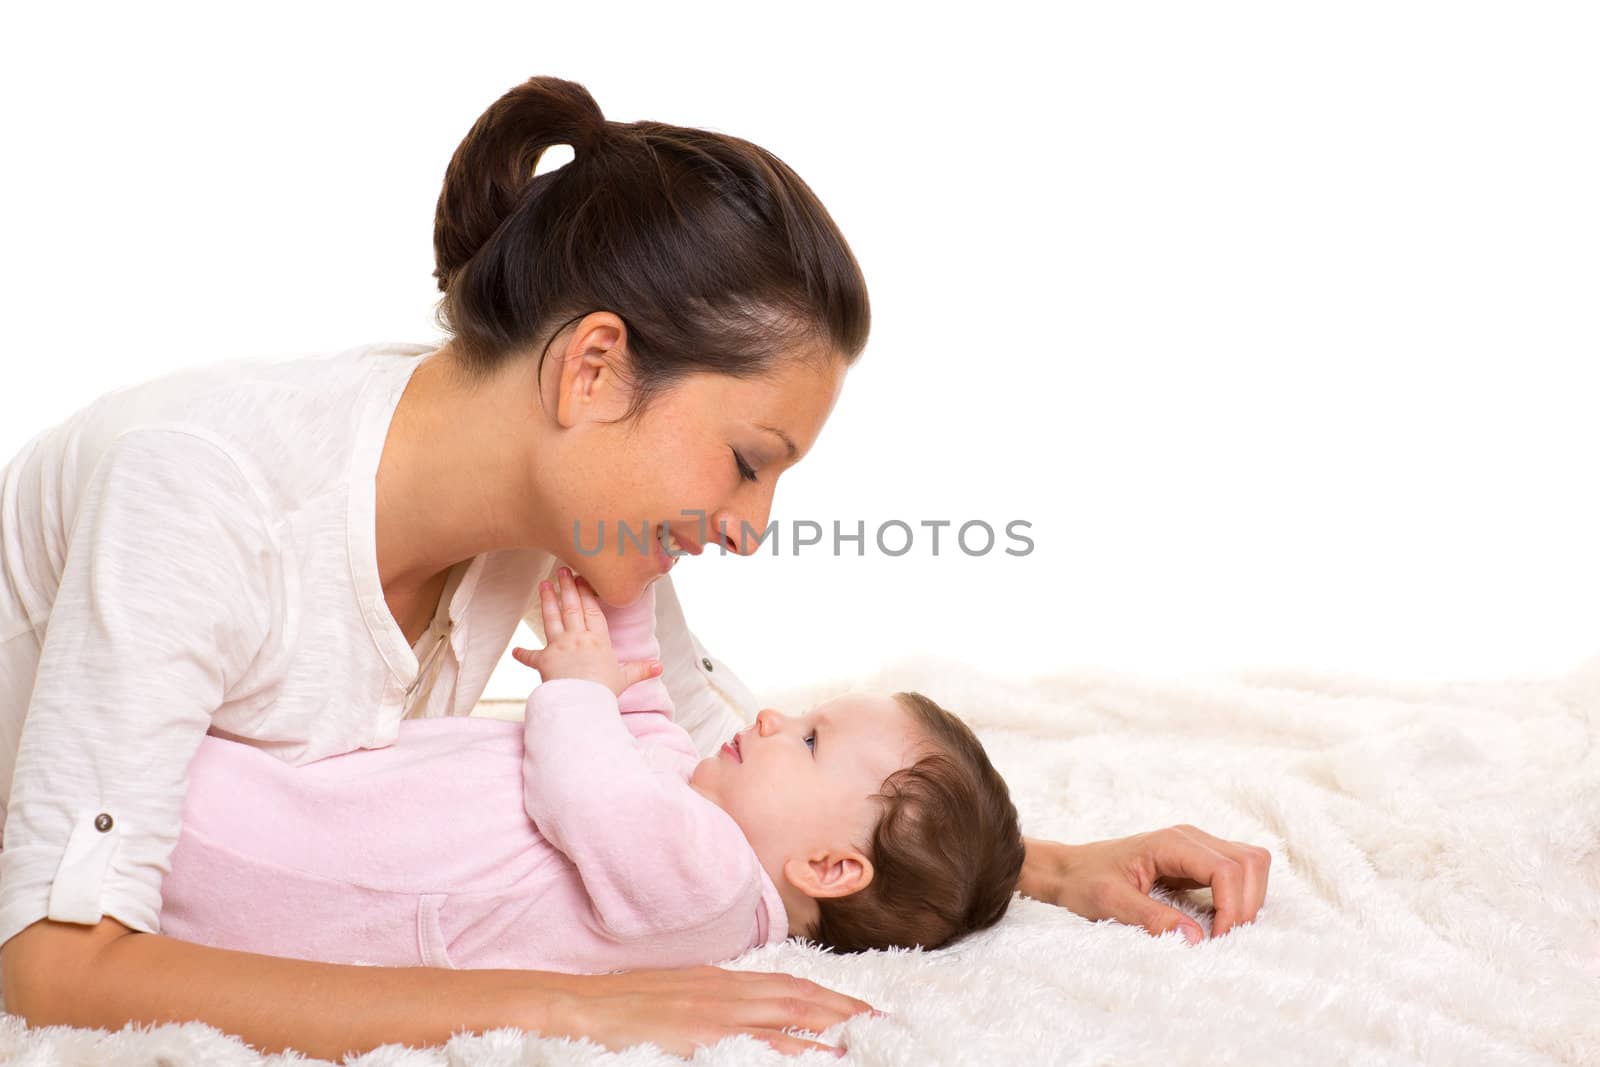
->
<box><xmin>374</xmin><ymin>345</ymin><xmax>555</xmax><ymax>593</ymax></box>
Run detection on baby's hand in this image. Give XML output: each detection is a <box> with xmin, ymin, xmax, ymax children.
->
<box><xmin>511</xmin><ymin>567</ymin><xmax>662</xmax><ymax>698</ymax></box>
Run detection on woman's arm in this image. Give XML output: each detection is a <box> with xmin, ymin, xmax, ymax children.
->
<box><xmin>1018</xmin><ymin>828</ymin><xmax>1273</xmax><ymax>941</ymax></box>
<box><xmin>0</xmin><ymin>429</ymin><xmax>278</xmax><ymax>950</ymax></box>
<box><xmin>1</xmin><ymin>915</ymin><xmax>871</xmax><ymax>1059</ymax></box>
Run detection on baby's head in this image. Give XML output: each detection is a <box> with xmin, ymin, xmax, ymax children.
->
<box><xmin>690</xmin><ymin>689</ymin><xmax>1024</xmax><ymax>954</ymax></box>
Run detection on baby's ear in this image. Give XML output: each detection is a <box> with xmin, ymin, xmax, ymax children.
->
<box><xmin>782</xmin><ymin>849</ymin><xmax>874</xmax><ymax>900</ymax></box>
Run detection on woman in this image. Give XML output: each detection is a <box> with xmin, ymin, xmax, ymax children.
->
<box><xmin>0</xmin><ymin>76</ymin><xmax>1269</xmax><ymax>1059</ymax></box>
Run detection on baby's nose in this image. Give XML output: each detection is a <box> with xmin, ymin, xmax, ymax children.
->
<box><xmin>755</xmin><ymin>708</ymin><xmax>783</xmax><ymax>735</ymax></box>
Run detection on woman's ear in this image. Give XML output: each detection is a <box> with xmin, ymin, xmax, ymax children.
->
<box><xmin>782</xmin><ymin>848</ymin><xmax>875</xmax><ymax>900</ymax></box>
<box><xmin>553</xmin><ymin>313</ymin><xmax>632</xmax><ymax>428</ymax></box>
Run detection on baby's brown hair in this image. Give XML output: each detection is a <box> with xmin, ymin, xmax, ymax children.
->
<box><xmin>809</xmin><ymin>691</ymin><xmax>1024</xmax><ymax>953</ymax></box>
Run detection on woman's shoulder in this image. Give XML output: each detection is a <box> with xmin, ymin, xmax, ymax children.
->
<box><xmin>16</xmin><ymin>340</ymin><xmax>435</xmax><ymax>517</ymax></box>
<box><xmin>66</xmin><ymin>340</ymin><xmax>424</xmax><ymax>444</ymax></box>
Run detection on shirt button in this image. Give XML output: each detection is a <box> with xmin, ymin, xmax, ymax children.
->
<box><xmin>94</xmin><ymin>813</ymin><xmax>114</xmax><ymax>832</ymax></box>
<box><xmin>701</xmin><ymin>657</ymin><xmax>714</xmax><ymax>671</ymax></box>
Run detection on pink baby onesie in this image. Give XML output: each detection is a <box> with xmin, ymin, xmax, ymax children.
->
<box><xmin>157</xmin><ymin>581</ymin><xmax>788</xmax><ymax>972</ymax></box>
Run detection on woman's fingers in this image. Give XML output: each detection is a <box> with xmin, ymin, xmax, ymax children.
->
<box><xmin>743</xmin><ymin>1029</ymin><xmax>848</xmax><ymax>1058</ymax></box>
<box><xmin>564</xmin><ymin>966</ymin><xmax>876</xmax><ymax>1058</ymax></box>
<box><xmin>662</xmin><ymin>966</ymin><xmax>875</xmax><ymax>1033</ymax></box>
<box><xmin>1115</xmin><ymin>887</ymin><xmax>1204</xmax><ymax>944</ymax></box>
<box><xmin>1149</xmin><ymin>825</ymin><xmax>1272</xmax><ymax>937</ymax></box>
<box><xmin>1163</xmin><ymin>824</ymin><xmax>1271</xmax><ymax>936</ymax></box>
<box><xmin>722</xmin><ymin>969</ymin><xmax>878</xmax><ymax>1034</ymax></box>
<box><xmin>1171</xmin><ymin>825</ymin><xmax>1267</xmax><ymax>934</ymax></box>
<box><xmin>1248</xmin><ymin>845</ymin><xmax>1271</xmax><ymax>919</ymax></box>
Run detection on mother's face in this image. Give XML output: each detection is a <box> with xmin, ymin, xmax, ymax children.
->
<box><xmin>538</xmin><ymin>319</ymin><xmax>847</xmax><ymax>606</ymax></box>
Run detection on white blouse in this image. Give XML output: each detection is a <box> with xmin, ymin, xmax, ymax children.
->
<box><xmin>0</xmin><ymin>341</ymin><xmax>759</xmax><ymax>952</ymax></box>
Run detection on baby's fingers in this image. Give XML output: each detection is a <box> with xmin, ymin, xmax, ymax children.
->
<box><xmin>556</xmin><ymin>567</ymin><xmax>586</xmax><ymax>631</ymax></box>
<box><xmin>512</xmin><ymin>646</ymin><xmax>542</xmax><ymax>673</ymax></box>
<box><xmin>574</xmin><ymin>574</ymin><xmax>609</xmax><ymax>638</ymax></box>
<box><xmin>619</xmin><ymin>657</ymin><xmax>663</xmax><ymax>691</ymax></box>
<box><xmin>538</xmin><ymin>579</ymin><xmax>564</xmax><ymax>638</ymax></box>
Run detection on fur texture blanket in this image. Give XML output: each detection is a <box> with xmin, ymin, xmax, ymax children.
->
<box><xmin>4</xmin><ymin>652</ymin><xmax>1596</xmax><ymax>1065</ymax></box>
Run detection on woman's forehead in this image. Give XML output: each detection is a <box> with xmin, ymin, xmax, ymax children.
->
<box><xmin>681</xmin><ymin>357</ymin><xmax>846</xmax><ymax>447</ymax></box>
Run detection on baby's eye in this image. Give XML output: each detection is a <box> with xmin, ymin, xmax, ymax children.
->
<box><xmin>804</xmin><ymin>732</ymin><xmax>816</xmax><ymax>753</ymax></box>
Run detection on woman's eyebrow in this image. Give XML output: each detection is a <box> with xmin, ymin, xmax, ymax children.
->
<box><xmin>755</xmin><ymin>423</ymin><xmax>797</xmax><ymax>460</ymax></box>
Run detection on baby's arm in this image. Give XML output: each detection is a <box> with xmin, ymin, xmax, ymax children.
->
<box><xmin>517</xmin><ymin>571</ymin><xmax>762</xmax><ymax>941</ymax></box>
<box><xmin>586</xmin><ymin>580</ymin><xmax>694</xmax><ymax>754</ymax></box>
<box><xmin>522</xmin><ymin>679</ymin><xmax>761</xmax><ymax>940</ymax></box>
<box><xmin>514</xmin><ymin>575</ymin><xmax>692</xmax><ymax>755</ymax></box>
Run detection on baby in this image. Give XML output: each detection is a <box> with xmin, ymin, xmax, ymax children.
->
<box><xmin>157</xmin><ymin>567</ymin><xmax>1024</xmax><ymax>972</ymax></box>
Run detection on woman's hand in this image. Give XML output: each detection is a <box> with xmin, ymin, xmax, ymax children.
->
<box><xmin>1019</xmin><ymin>827</ymin><xmax>1272</xmax><ymax>943</ymax></box>
<box><xmin>511</xmin><ymin>567</ymin><xmax>662</xmax><ymax>698</ymax></box>
<box><xmin>528</xmin><ymin>965</ymin><xmax>879</xmax><ymax>1058</ymax></box>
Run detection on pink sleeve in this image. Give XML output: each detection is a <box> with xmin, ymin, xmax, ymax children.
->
<box><xmin>595</xmin><ymin>581</ymin><xmax>691</xmax><ymax>753</ymax></box>
<box><xmin>521</xmin><ymin>676</ymin><xmax>765</xmax><ymax>941</ymax></box>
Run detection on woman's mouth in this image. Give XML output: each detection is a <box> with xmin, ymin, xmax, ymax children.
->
<box><xmin>654</xmin><ymin>521</ymin><xmax>681</xmax><ymax>573</ymax></box>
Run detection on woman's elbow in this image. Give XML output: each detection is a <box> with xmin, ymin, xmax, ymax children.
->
<box><xmin>1</xmin><ymin>914</ymin><xmax>135</xmax><ymax>1021</ymax></box>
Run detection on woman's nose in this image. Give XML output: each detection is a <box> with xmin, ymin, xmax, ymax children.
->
<box><xmin>708</xmin><ymin>516</ymin><xmax>758</xmax><ymax>555</ymax></box>
<box><xmin>711</xmin><ymin>494</ymin><xmax>775</xmax><ymax>556</ymax></box>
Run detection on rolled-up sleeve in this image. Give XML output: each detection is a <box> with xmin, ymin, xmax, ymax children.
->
<box><xmin>0</xmin><ymin>427</ymin><xmax>275</xmax><ymax>951</ymax></box>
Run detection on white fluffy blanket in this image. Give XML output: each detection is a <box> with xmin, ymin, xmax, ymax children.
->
<box><xmin>4</xmin><ymin>653</ymin><xmax>1597</xmax><ymax>1066</ymax></box>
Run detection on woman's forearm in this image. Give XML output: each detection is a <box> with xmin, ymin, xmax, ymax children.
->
<box><xmin>5</xmin><ymin>915</ymin><xmax>873</xmax><ymax>1059</ymax></box>
<box><xmin>8</xmin><ymin>917</ymin><xmax>560</xmax><ymax>1061</ymax></box>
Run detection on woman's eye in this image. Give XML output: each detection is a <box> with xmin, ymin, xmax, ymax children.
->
<box><xmin>732</xmin><ymin>449</ymin><xmax>758</xmax><ymax>483</ymax></box>
<box><xmin>804</xmin><ymin>732</ymin><xmax>816</xmax><ymax>753</ymax></box>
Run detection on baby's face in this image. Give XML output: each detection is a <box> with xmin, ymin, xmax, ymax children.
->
<box><xmin>690</xmin><ymin>692</ymin><xmax>924</xmax><ymax>882</ymax></box>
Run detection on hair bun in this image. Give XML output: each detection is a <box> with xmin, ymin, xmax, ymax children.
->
<box><xmin>542</xmin><ymin>75</ymin><xmax>607</xmax><ymax>158</ymax></box>
<box><xmin>533</xmin><ymin>142</ymin><xmax>577</xmax><ymax>178</ymax></box>
<box><xmin>431</xmin><ymin>76</ymin><xmax>608</xmax><ymax>292</ymax></box>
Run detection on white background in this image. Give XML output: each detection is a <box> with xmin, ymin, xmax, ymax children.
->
<box><xmin>3</xmin><ymin>2</ymin><xmax>1595</xmax><ymax>699</ymax></box>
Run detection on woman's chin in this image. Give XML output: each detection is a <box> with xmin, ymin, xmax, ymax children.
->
<box><xmin>581</xmin><ymin>558</ymin><xmax>659</xmax><ymax>607</ymax></box>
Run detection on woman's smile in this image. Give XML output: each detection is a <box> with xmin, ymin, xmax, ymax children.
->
<box><xmin>655</xmin><ymin>521</ymin><xmax>710</xmax><ymax>574</ymax></box>
<box><xmin>654</xmin><ymin>521</ymin><xmax>680</xmax><ymax>574</ymax></box>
